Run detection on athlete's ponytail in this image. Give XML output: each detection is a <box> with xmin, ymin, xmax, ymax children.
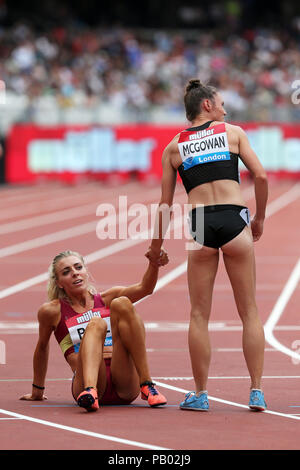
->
<box><xmin>184</xmin><ymin>79</ymin><xmax>217</xmax><ymax>122</ymax></box>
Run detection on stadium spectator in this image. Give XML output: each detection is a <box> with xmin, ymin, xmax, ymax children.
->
<box><xmin>0</xmin><ymin>6</ymin><xmax>299</xmax><ymax>124</ymax></box>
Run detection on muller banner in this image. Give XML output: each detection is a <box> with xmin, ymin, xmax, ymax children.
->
<box><xmin>5</xmin><ymin>123</ymin><xmax>300</xmax><ymax>183</ymax></box>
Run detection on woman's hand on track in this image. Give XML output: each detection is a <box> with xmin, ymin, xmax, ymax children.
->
<box><xmin>19</xmin><ymin>392</ymin><xmax>47</xmax><ymax>401</ymax></box>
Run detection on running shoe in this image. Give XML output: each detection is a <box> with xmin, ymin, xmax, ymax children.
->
<box><xmin>140</xmin><ymin>381</ymin><xmax>167</xmax><ymax>407</ymax></box>
<box><xmin>77</xmin><ymin>387</ymin><xmax>99</xmax><ymax>412</ymax></box>
<box><xmin>180</xmin><ymin>391</ymin><xmax>209</xmax><ymax>411</ymax></box>
<box><xmin>248</xmin><ymin>389</ymin><xmax>267</xmax><ymax>411</ymax></box>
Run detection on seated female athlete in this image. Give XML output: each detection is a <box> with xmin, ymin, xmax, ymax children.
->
<box><xmin>20</xmin><ymin>249</ymin><xmax>168</xmax><ymax>411</ymax></box>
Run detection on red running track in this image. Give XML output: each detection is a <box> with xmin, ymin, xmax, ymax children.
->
<box><xmin>0</xmin><ymin>177</ymin><xmax>299</xmax><ymax>451</ymax></box>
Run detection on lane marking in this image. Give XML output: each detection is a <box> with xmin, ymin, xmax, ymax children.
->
<box><xmin>0</xmin><ymin>273</ymin><xmax>50</xmax><ymax>300</ymax></box>
<box><xmin>0</xmin><ymin>182</ymin><xmax>298</xmax><ymax>445</ymax></box>
<box><xmin>135</xmin><ymin>182</ymin><xmax>300</xmax><ymax>364</ymax></box>
<box><xmin>0</xmin><ymin>378</ymin><xmax>72</xmax><ymax>382</ymax></box>
<box><xmin>0</xmin><ymin>184</ymin><xmax>111</xmax><ymax>222</ymax></box>
<box><xmin>136</xmin><ymin>263</ymin><xmax>188</xmax><ymax>304</ymax></box>
<box><xmin>262</xmin><ymin>184</ymin><xmax>300</xmax><ymax>361</ymax></box>
<box><xmin>148</xmin><ymin>347</ymin><xmax>278</xmax><ymax>352</ymax></box>
<box><xmin>0</xmin><ymin>185</ymin><xmax>252</xmax><ymax>296</ymax></box>
<box><xmin>265</xmin><ymin>183</ymin><xmax>300</xmax><ymax>218</ymax></box>
<box><xmin>0</xmin><ymin>199</ymin><xmax>188</xmax><ymax>299</ymax></box>
<box><xmin>1</xmin><ymin>321</ymin><xmax>300</xmax><ymax>334</ymax></box>
<box><xmin>0</xmin><ymin>185</ymin><xmax>162</xmax><ymax>235</ymax></box>
<box><xmin>0</xmin><ymin>202</ymin><xmax>103</xmax><ymax>235</ymax></box>
<box><xmin>0</xmin><ymin>408</ymin><xmax>170</xmax><ymax>450</ymax></box>
<box><xmin>154</xmin><ymin>381</ymin><xmax>300</xmax><ymax>421</ymax></box>
<box><xmin>0</xmin><ymin>181</ymin><xmax>103</xmax><ymax>207</ymax></box>
<box><xmin>153</xmin><ymin>375</ymin><xmax>300</xmax><ymax>380</ymax></box>
<box><xmin>0</xmin><ymin>190</ymin><xmax>185</xmax><ymax>259</ymax></box>
<box><xmin>0</xmin><ymin>375</ymin><xmax>299</xmax><ymax>383</ymax></box>
<box><xmin>0</xmin><ymin>221</ymin><xmax>98</xmax><ymax>258</ymax></box>
<box><xmin>264</xmin><ymin>257</ymin><xmax>300</xmax><ymax>362</ymax></box>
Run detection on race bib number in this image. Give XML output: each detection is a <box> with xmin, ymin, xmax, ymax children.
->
<box><xmin>66</xmin><ymin>307</ymin><xmax>112</xmax><ymax>353</ymax></box>
<box><xmin>178</xmin><ymin>123</ymin><xmax>230</xmax><ymax>170</ymax></box>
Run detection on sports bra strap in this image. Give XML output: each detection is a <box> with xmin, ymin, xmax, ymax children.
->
<box><xmin>186</xmin><ymin>121</ymin><xmax>214</xmax><ymax>131</ymax></box>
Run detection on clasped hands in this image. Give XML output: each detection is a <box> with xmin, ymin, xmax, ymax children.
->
<box><xmin>145</xmin><ymin>246</ymin><xmax>169</xmax><ymax>267</ymax></box>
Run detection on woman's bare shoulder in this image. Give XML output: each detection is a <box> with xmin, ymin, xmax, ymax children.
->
<box><xmin>38</xmin><ymin>299</ymin><xmax>61</xmax><ymax>325</ymax></box>
<box><xmin>224</xmin><ymin>122</ymin><xmax>244</xmax><ymax>134</ymax></box>
<box><xmin>163</xmin><ymin>132</ymin><xmax>182</xmax><ymax>156</ymax></box>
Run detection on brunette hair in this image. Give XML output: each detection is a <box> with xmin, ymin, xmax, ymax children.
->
<box><xmin>184</xmin><ymin>79</ymin><xmax>217</xmax><ymax>122</ymax></box>
<box><xmin>47</xmin><ymin>250</ymin><xmax>96</xmax><ymax>301</ymax></box>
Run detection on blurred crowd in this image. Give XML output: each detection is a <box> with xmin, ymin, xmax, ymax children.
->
<box><xmin>0</xmin><ymin>18</ymin><xmax>300</xmax><ymax>122</ymax></box>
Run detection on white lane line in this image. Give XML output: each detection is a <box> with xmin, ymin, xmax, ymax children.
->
<box><xmin>140</xmin><ymin>183</ymin><xmax>300</xmax><ymax>363</ymax></box>
<box><xmin>134</xmin><ymin>182</ymin><xmax>300</xmax><ymax>300</ymax></box>
<box><xmin>0</xmin><ymin>273</ymin><xmax>50</xmax><ymax>300</ymax></box>
<box><xmin>264</xmin><ymin>257</ymin><xmax>300</xmax><ymax>362</ymax></box>
<box><xmin>0</xmin><ymin>182</ymin><xmax>102</xmax><ymax>207</ymax></box>
<box><xmin>0</xmin><ymin>186</ymin><xmax>162</xmax><ymax>235</ymax></box>
<box><xmin>153</xmin><ymin>376</ymin><xmax>300</xmax><ymax>380</ymax></box>
<box><xmin>1</xmin><ymin>375</ymin><xmax>299</xmax><ymax>383</ymax></box>
<box><xmin>0</xmin><ymin>185</ymin><xmax>81</xmax><ymax>206</ymax></box>
<box><xmin>0</xmin><ymin>188</ymin><xmax>166</xmax><ymax>258</ymax></box>
<box><xmin>0</xmin><ymin>183</ymin><xmax>252</xmax><ymax>260</ymax></box>
<box><xmin>0</xmin><ymin>202</ymin><xmax>98</xmax><ymax>235</ymax></box>
<box><xmin>0</xmin><ymin>199</ymin><xmax>188</xmax><ymax>299</ymax></box>
<box><xmin>0</xmin><ymin>408</ymin><xmax>170</xmax><ymax>450</ymax></box>
<box><xmin>0</xmin><ymin>378</ymin><xmax>72</xmax><ymax>382</ymax></box>
<box><xmin>265</xmin><ymin>183</ymin><xmax>300</xmax><ymax>217</ymax></box>
<box><xmin>1</xmin><ymin>182</ymin><xmax>296</xmax><ymax>447</ymax></box>
<box><xmin>1</xmin><ymin>322</ymin><xmax>300</xmax><ymax>335</ymax></box>
<box><xmin>154</xmin><ymin>381</ymin><xmax>300</xmax><ymax>421</ymax></box>
<box><xmin>1</xmin><ymin>184</ymin><xmax>298</xmax><ymax>355</ymax></box>
<box><xmin>0</xmin><ymin>222</ymin><xmax>97</xmax><ymax>258</ymax></box>
<box><xmin>0</xmin><ymin>185</ymin><xmax>252</xmax><ymax>296</ymax></box>
<box><xmin>134</xmin><ymin>182</ymin><xmax>300</xmax><ymax>416</ymax></box>
<box><xmin>262</xmin><ymin>183</ymin><xmax>300</xmax><ymax>362</ymax></box>
<box><xmin>135</xmin><ymin>262</ymin><xmax>188</xmax><ymax>306</ymax></box>
<box><xmin>0</xmin><ymin>185</ymin><xmax>109</xmax><ymax>222</ymax></box>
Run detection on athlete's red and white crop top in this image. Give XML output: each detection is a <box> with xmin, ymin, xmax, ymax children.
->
<box><xmin>177</xmin><ymin>121</ymin><xmax>240</xmax><ymax>193</ymax></box>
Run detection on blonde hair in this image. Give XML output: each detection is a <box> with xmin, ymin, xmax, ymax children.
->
<box><xmin>47</xmin><ymin>250</ymin><xmax>96</xmax><ymax>302</ymax></box>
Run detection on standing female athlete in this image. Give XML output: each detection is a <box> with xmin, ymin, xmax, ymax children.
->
<box><xmin>146</xmin><ymin>79</ymin><xmax>268</xmax><ymax>411</ymax></box>
<box><xmin>20</xmin><ymin>250</ymin><xmax>168</xmax><ymax>411</ymax></box>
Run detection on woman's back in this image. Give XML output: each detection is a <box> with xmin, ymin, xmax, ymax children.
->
<box><xmin>169</xmin><ymin>120</ymin><xmax>246</xmax><ymax>206</ymax></box>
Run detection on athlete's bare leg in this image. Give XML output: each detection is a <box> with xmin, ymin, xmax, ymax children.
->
<box><xmin>222</xmin><ymin>226</ymin><xmax>265</xmax><ymax>389</ymax></box>
<box><xmin>72</xmin><ymin>316</ymin><xmax>108</xmax><ymax>399</ymax></box>
<box><xmin>187</xmin><ymin>243</ymin><xmax>219</xmax><ymax>393</ymax></box>
<box><xmin>110</xmin><ymin>296</ymin><xmax>151</xmax><ymax>401</ymax></box>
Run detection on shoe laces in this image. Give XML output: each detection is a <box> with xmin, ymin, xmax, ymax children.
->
<box><xmin>142</xmin><ymin>381</ymin><xmax>158</xmax><ymax>396</ymax></box>
<box><xmin>148</xmin><ymin>385</ymin><xmax>158</xmax><ymax>396</ymax></box>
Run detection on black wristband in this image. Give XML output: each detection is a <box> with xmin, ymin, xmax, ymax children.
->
<box><xmin>32</xmin><ymin>383</ymin><xmax>45</xmax><ymax>390</ymax></box>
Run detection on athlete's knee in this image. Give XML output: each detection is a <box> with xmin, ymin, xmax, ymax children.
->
<box><xmin>238</xmin><ymin>305</ymin><xmax>259</xmax><ymax>322</ymax></box>
<box><xmin>190</xmin><ymin>306</ymin><xmax>210</xmax><ymax>323</ymax></box>
<box><xmin>110</xmin><ymin>296</ymin><xmax>134</xmax><ymax>316</ymax></box>
<box><xmin>85</xmin><ymin>316</ymin><xmax>107</xmax><ymax>337</ymax></box>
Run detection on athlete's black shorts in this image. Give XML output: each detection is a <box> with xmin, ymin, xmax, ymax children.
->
<box><xmin>189</xmin><ymin>204</ymin><xmax>251</xmax><ymax>249</ymax></box>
